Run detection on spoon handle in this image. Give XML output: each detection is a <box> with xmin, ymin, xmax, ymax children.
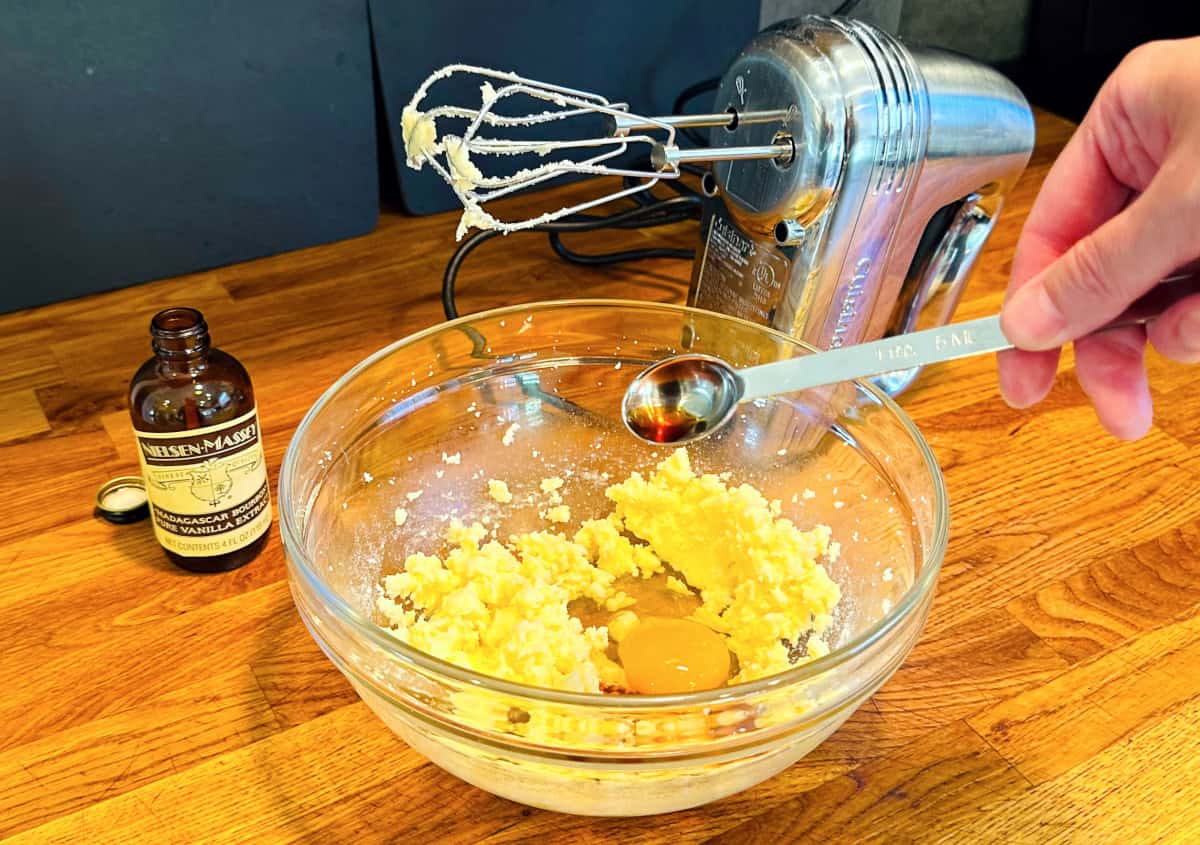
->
<box><xmin>737</xmin><ymin>273</ymin><xmax>1200</xmax><ymax>402</ymax></box>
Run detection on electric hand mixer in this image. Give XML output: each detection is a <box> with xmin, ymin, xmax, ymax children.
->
<box><xmin>402</xmin><ymin>15</ymin><xmax>1035</xmax><ymax>395</ymax></box>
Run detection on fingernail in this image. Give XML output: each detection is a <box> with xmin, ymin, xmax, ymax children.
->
<box><xmin>1001</xmin><ymin>392</ymin><xmax>1034</xmax><ymax>410</ymax></box>
<box><xmin>997</xmin><ymin>350</ymin><xmax>1050</xmax><ymax>409</ymax></box>
<box><xmin>1108</xmin><ymin>404</ymin><xmax>1153</xmax><ymax>441</ymax></box>
<box><xmin>1000</xmin><ymin>389</ymin><xmax>1036</xmax><ymax>410</ymax></box>
<box><xmin>997</xmin><ymin>354</ymin><xmax>1030</xmax><ymax>408</ymax></box>
<box><xmin>1003</xmin><ymin>283</ymin><xmax>1069</xmax><ymax>350</ymax></box>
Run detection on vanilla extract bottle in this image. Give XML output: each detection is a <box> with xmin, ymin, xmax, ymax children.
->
<box><xmin>129</xmin><ymin>308</ymin><xmax>271</xmax><ymax>572</ymax></box>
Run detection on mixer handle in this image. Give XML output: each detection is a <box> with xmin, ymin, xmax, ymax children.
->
<box><xmin>886</xmin><ymin>193</ymin><xmax>999</xmax><ymax>340</ymax></box>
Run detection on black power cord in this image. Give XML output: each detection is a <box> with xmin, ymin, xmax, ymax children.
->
<box><xmin>672</xmin><ymin>77</ymin><xmax>722</xmax><ymax>147</ymax></box>
<box><xmin>442</xmin><ymin>186</ymin><xmax>702</xmax><ymax>320</ymax></box>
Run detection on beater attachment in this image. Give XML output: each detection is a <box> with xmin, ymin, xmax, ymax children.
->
<box><xmin>402</xmin><ymin>64</ymin><xmax>794</xmax><ymax>239</ymax></box>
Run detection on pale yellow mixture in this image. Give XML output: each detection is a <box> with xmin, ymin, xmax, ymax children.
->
<box><xmin>377</xmin><ymin>448</ymin><xmax>841</xmax><ymax>693</ymax></box>
<box><xmin>400</xmin><ymin>106</ymin><xmax>438</xmax><ymax>163</ymax></box>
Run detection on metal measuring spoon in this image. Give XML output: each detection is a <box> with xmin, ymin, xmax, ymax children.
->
<box><xmin>623</xmin><ymin>275</ymin><xmax>1200</xmax><ymax>445</ymax></box>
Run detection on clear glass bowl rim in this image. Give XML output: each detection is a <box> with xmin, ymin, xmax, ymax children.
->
<box><xmin>278</xmin><ymin>298</ymin><xmax>949</xmax><ymax>709</ymax></box>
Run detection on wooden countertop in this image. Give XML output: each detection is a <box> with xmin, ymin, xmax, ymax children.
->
<box><xmin>3</xmin><ymin>108</ymin><xmax>1199</xmax><ymax>844</ymax></box>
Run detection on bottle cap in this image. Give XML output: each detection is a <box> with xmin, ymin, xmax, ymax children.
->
<box><xmin>96</xmin><ymin>476</ymin><xmax>150</xmax><ymax>524</ymax></box>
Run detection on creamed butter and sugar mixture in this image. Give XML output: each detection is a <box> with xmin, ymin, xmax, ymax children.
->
<box><xmin>376</xmin><ymin>448</ymin><xmax>841</xmax><ymax>693</ymax></box>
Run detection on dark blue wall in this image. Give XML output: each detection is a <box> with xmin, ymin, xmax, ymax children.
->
<box><xmin>0</xmin><ymin>1</ymin><xmax>760</xmax><ymax>315</ymax></box>
<box><xmin>0</xmin><ymin>1</ymin><xmax>378</xmax><ymax>314</ymax></box>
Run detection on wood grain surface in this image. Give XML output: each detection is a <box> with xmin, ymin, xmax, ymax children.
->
<box><xmin>2</xmin><ymin>109</ymin><xmax>1198</xmax><ymax>843</ymax></box>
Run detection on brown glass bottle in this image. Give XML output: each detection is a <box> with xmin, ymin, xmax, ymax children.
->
<box><xmin>129</xmin><ymin>308</ymin><xmax>271</xmax><ymax>573</ymax></box>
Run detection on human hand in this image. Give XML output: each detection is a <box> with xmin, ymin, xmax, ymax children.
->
<box><xmin>998</xmin><ymin>37</ymin><xmax>1200</xmax><ymax>439</ymax></box>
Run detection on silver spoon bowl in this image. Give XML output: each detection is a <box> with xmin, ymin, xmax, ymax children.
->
<box><xmin>620</xmin><ymin>354</ymin><xmax>743</xmax><ymax>444</ymax></box>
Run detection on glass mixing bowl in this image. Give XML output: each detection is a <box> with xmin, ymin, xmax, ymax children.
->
<box><xmin>280</xmin><ymin>300</ymin><xmax>947</xmax><ymax>817</ymax></box>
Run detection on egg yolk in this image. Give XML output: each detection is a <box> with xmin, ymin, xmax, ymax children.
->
<box><xmin>617</xmin><ymin>616</ymin><xmax>731</xmax><ymax>694</ymax></box>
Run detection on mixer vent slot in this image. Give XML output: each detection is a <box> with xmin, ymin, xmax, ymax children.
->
<box><xmin>842</xmin><ymin>20</ymin><xmax>925</xmax><ymax>196</ymax></box>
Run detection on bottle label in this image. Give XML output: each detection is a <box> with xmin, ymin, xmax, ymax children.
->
<box><xmin>135</xmin><ymin>408</ymin><xmax>271</xmax><ymax>557</ymax></box>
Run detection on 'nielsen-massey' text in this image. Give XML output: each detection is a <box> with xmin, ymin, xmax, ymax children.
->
<box><xmin>140</xmin><ymin>421</ymin><xmax>258</xmax><ymax>460</ymax></box>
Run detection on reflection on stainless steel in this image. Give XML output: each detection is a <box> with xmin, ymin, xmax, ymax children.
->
<box><xmin>651</xmin><ymin>140</ymin><xmax>794</xmax><ymax>171</ymax></box>
<box><xmin>622</xmin><ymin>354</ymin><xmax>741</xmax><ymax>443</ymax></box>
<box><xmin>607</xmin><ymin>109</ymin><xmax>794</xmax><ymax>135</ymax></box>
<box><xmin>685</xmin><ymin>15</ymin><xmax>1036</xmax><ymax>398</ymax></box>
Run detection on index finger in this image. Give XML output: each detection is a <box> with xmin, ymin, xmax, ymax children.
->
<box><xmin>1008</xmin><ymin>109</ymin><xmax>1136</xmax><ymax>296</ymax></box>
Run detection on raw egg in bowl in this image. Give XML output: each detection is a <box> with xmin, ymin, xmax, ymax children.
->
<box><xmin>280</xmin><ymin>300</ymin><xmax>947</xmax><ymax>816</ymax></box>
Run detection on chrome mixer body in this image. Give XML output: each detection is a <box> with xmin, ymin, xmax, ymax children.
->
<box><xmin>688</xmin><ymin>16</ymin><xmax>1035</xmax><ymax>394</ymax></box>
<box><xmin>404</xmin><ymin>16</ymin><xmax>1035</xmax><ymax>395</ymax></box>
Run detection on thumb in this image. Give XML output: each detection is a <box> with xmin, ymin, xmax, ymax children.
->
<box><xmin>1000</xmin><ymin>163</ymin><xmax>1198</xmax><ymax>351</ymax></box>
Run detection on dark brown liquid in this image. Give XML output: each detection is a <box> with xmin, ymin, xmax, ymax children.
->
<box><xmin>626</xmin><ymin>404</ymin><xmax>706</xmax><ymax>444</ymax></box>
<box><xmin>129</xmin><ymin>308</ymin><xmax>268</xmax><ymax>573</ymax></box>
